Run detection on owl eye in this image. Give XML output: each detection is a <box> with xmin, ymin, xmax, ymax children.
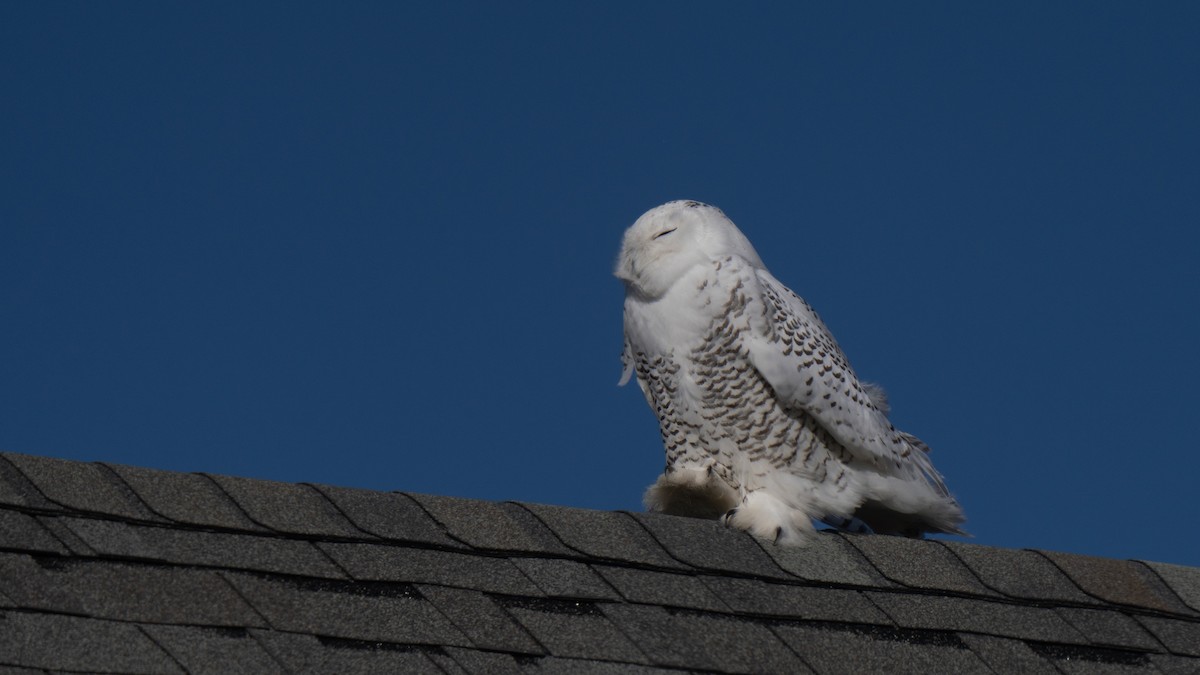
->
<box><xmin>653</xmin><ymin>228</ymin><xmax>677</xmax><ymax>240</ymax></box>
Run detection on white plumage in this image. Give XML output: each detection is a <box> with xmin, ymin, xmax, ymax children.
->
<box><xmin>617</xmin><ymin>200</ymin><xmax>965</xmax><ymax>543</ymax></box>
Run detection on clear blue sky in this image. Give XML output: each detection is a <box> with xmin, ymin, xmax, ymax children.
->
<box><xmin>3</xmin><ymin>3</ymin><xmax>1198</xmax><ymax>566</ymax></box>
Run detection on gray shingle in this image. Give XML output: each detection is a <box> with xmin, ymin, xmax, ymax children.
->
<box><xmin>866</xmin><ymin>591</ymin><xmax>1087</xmax><ymax>644</ymax></box>
<box><xmin>0</xmin><ymin>664</ymin><xmax>51</xmax><ymax>674</ymax></box>
<box><xmin>505</xmin><ymin>602</ymin><xmax>649</xmax><ymax>664</ymax></box>
<box><xmin>601</xmin><ymin>603</ymin><xmax>812</xmax><ymax>673</ymax></box>
<box><xmin>105</xmin><ymin>463</ymin><xmax>264</xmax><ymax>530</ymax></box>
<box><xmin>0</xmin><ymin>455</ymin><xmax>57</xmax><ymax>509</ymax></box>
<box><xmin>247</xmin><ymin>629</ymin><xmax>328</xmax><ymax>673</ymax></box>
<box><xmin>0</xmin><ymin>554</ymin><xmax>263</xmax><ymax>627</ymax></box>
<box><xmin>5</xmin><ymin>454</ymin><xmax>159</xmax><ymax>522</ymax></box>
<box><xmin>310</xmin><ymin>484</ymin><xmax>463</xmax><ymax>548</ymax></box>
<box><xmin>405</xmin><ymin>494</ymin><xmax>572</xmax><ymax>555</ymax></box>
<box><xmin>512</xmin><ymin>559</ymin><xmax>620</xmax><ymax>601</ymax></box>
<box><xmin>773</xmin><ymin>623</ymin><xmax>991</xmax><ymax>675</ymax></box>
<box><xmin>943</xmin><ymin>541</ymin><xmax>1097</xmax><ymax>604</ymax></box>
<box><xmin>518</xmin><ymin>504</ymin><xmax>685</xmax><ymax>570</ymax></box>
<box><xmin>33</xmin><ymin>516</ymin><xmax>94</xmax><ymax>555</ymax></box>
<box><xmin>842</xmin><ymin>536</ymin><xmax>997</xmax><ymax>596</ymax></box>
<box><xmin>1031</xmin><ymin>645</ymin><xmax>1159</xmax><ymax>675</ymax></box>
<box><xmin>141</xmin><ymin>625</ymin><xmax>285</xmax><ymax>675</ymax></box>
<box><xmin>1039</xmin><ymin>550</ymin><xmax>1195</xmax><ymax>615</ymax></box>
<box><xmin>1153</xmin><ymin>653</ymin><xmax>1200</xmax><ymax>674</ymax></box>
<box><xmin>700</xmin><ymin>576</ymin><xmax>892</xmax><ymax>625</ymax></box>
<box><xmin>206</xmin><ymin>474</ymin><xmax>364</xmax><ymax>538</ymax></box>
<box><xmin>758</xmin><ymin>531</ymin><xmax>892</xmax><ymax>587</ymax></box>
<box><xmin>1140</xmin><ymin>560</ymin><xmax>1200</xmax><ymax>614</ymax></box>
<box><xmin>0</xmin><ymin>508</ymin><xmax>68</xmax><ymax>556</ymax></box>
<box><xmin>520</xmin><ymin>655</ymin><xmax>684</xmax><ymax>674</ymax></box>
<box><xmin>442</xmin><ymin>647</ymin><xmax>524</xmax><ymax>675</ymax></box>
<box><xmin>1055</xmin><ymin>607</ymin><xmax>1161</xmax><ymax>652</ymax></box>
<box><xmin>318</xmin><ymin>541</ymin><xmax>541</xmax><ymax>595</ymax></box>
<box><xmin>58</xmin><ymin>516</ymin><xmax>346</xmax><ymax>578</ymax></box>
<box><xmin>223</xmin><ymin>571</ymin><xmax>470</xmax><ymax>646</ymax></box>
<box><xmin>0</xmin><ymin>610</ymin><xmax>182</xmax><ymax>674</ymax></box>
<box><xmin>628</xmin><ymin>511</ymin><xmax>792</xmax><ymax>579</ymax></box>
<box><xmin>1134</xmin><ymin>615</ymin><xmax>1200</xmax><ymax>657</ymax></box>
<box><xmin>315</xmin><ymin>645</ymin><xmax>445</xmax><ymax>674</ymax></box>
<box><xmin>957</xmin><ymin>633</ymin><xmax>1059</xmax><ymax>675</ymax></box>
<box><xmin>594</xmin><ymin>566</ymin><xmax>729</xmax><ymax>612</ymax></box>
<box><xmin>428</xmin><ymin>650</ymin><xmax>470</xmax><ymax>674</ymax></box>
<box><xmin>418</xmin><ymin>585</ymin><xmax>543</xmax><ymax>654</ymax></box>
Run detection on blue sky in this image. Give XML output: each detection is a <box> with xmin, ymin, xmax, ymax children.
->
<box><xmin>3</xmin><ymin>3</ymin><xmax>1198</xmax><ymax>566</ymax></box>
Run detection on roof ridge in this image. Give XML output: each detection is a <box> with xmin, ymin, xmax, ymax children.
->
<box><xmin>3</xmin><ymin>449</ymin><xmax>1199</xmax><ymax>673</ymax></box>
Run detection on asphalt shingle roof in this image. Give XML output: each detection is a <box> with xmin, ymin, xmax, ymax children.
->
<box><xmin>1</xmin><ymin>450</ymin><xmax>1198</xmax><ymax>674</ymax></box>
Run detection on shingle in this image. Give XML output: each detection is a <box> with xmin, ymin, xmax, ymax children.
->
<box><xmin>418</xmin><ymin>585</ymin><xmax>543</xmax><ymax>654</ymax></box>
<box><xmin>5</xmin><ymin>454</ymin><xmax>159</xmax><ymax>522</ymax></box>
<box><xmin>700</xmin><ymin>576</ymin><xmax>892</xmax><ymax>625</ymax></box>
<box><xmin>223</xmin><ymin>571</ymin><xmax>470</xmax><ymax>646</ymax></box>
<box><xmin>57</xmin><ymin>517</ymin><xmax>346</xmax><ymax>578</ymax></box>
<box><xmin>205</xmin><ymin>474</ymin><xmax>364</xmax><ymax>538</ymax></box>
<box><xmin>0</xmin><ymin>664</ymin><xmax>51</xmax><ymax>674</ymax></box>
<box><xmin>105</xmin><ymin>463</ymin><xmax>264</xmax><ymax>530</ymax></box>
<box><xmin>601</xmin><ymin>603</ymin><xmax>811</xmax><ymax>673</ymax></box>
<box><xmin>0</xmin><ymin>554</ymin><xmax>263</xmax><ymax>627</ymax></box>
<box><xmin>757</xmin><ymin>531</ymin><xmax>892</xmax><ymax>587</ymax></box>
<box><xmin>33</xmin><ymin>516</ymin><xmax>94</xmax><ymax>555</ymax></box>
<box><xmin>310</xmin><ymin>484</ymin><xmax>463</xmax><ymax>548</ymax></box>
<box><xmin>594</xmin><ymin>566</ymin><xmax>728</xmax><ymax>612</ymax></box>
<box><xmin>248</xmin><ymin>629</ymin><xmax>328</xmax><ymax>673</ymax></box>
<box><xmin>1134</xmin><ymin>615</ymin><xmax>1200</xmax><ymax>657</ymax></box>
<box><xmin>442</xmin><ymin>647</ymin><xmax>524</xmax><ymax>675</ymax></box>
<box><xmin>512</xmin><ymin>559</ymin><xmax>620</xmax><ymax>601</ymax></box>
<box><xmin>842</xmin><ymin>536</ymin><xmax>996</xmax><ymax>596</ymax></box>
<box><xmin>319</xmin><ymin>541</ymin><xmax>540</xmax><ymax>595</ymax></box>
<box><xmin>957</xmin><ymin>633</ymin><xmax>1059</xmax><ymax>675</ymax></box>
<box><xmin>518</xmin><ymin>503</ymin><xmax>685</xmax><ymax>570</ymax></box>
<box><xmin>865</xmin><ymin>592</ymin><xmax>1087</xmax><ymax>644</ymax></box>
<box><xmin>315</xmin><ymin>644</ymin><xmax>445</xmax><ymax>674</ymax></box>
<box><xmin>0</xmin><ymin>508</ymin><xmax>68</xmax><ymax>555</ymax></box>
<box><xmin>505</xmin><ymin>602</ymin><xmax>648</xmax><ymax>664</ymax></box>
<box><xmin>1039</xmin><ymin>550</ymin><xmax>1194</xmax><ymax>614</ymax></box>
<box><xmin>141</xmin><ymin>625</ymin><xmax>285</xmax><ymax>675</ymax></box>
<box><xmin>773</xmin><ymin>623</ymin><xmax>990</xmax><ymax>675</ymax></box>
<box><xmin>1030</xmin><ymin>645</ymin><xmax>1159</xmax><ymax>675</ymax></box>
<box><xmin>1152</xmin><ymin>653</ymin><xmax>1200</xmax><ymax>674</ymax></box>
<box><xmin>1139</xmin><ymin>560</ymin><xmax>1200</xmax><ymax>614</ymax></box>
<box><xmin>0</xmin><ymin>554</ymin><xmax>86</xmax><ymax>614</ymax></box>
<box><xmin>943</xmin><ymin>541</ymin><xmax>1096</xmax><ymax>604</ymax></box>
<box><xmin>1055</xmin><ymin>607</ymin><xmax>1161</xmax><ymax>651</ymax></box>
<box><xmin>0</xmin><ymin>609</ymin><xmax>182</xmax><ymax>673</ymax></box>
<box><xmin>404</xmin><ymin>494</ymin><xmax>571</xmax><ymax>555</ymax></box>
<box><xmin>627</xmin><ymin>511</ymin><xmax>792</xmax><ymax>579</ymax></box>
<box><xmin>0</xmin><ymin>455</ymin><xmax>54</xmax><ymax>508</ymax></box>
<box><xmin>520</xmin><ymin>655</ymin><xmax>684</xmax><ymax>674</ymax></box>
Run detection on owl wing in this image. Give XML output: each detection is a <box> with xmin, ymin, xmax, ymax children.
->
<box><xmin>743</xmin><ymin>268</ymin><xmax>948</xmax><ymax>492</ymax></box>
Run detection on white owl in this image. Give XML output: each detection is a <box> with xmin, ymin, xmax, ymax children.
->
<box><xmin>617</xmin><ymin>200</ymin><xmax>965</xmax><ymax>543</ymax></box>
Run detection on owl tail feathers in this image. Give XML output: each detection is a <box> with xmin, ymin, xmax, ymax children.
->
<box><xmin>820</xmin><ymin>514</ymin><xmax>876</xmax><ymax>534</ymax></box>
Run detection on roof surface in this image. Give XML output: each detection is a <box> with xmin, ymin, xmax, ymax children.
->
<box><xmin>1</xmin><ymin>450</ymin><xmax>1198</xmax><ymax>674</ymax></box>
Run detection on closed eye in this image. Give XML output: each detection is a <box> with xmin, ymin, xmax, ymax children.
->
<box><xmin>653</xmin><ymin>228</ymin><xmax>677</xmax><ymax>240</ymax></box>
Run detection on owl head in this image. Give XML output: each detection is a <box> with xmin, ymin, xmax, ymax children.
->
<box><xmin>615</xmin><ymin>200</ymin><xmax>764</xmax><ymax>299</ymax></box>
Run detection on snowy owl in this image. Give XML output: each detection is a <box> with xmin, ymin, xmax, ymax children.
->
<box><xmin>617</xmin><ymin>200</ymin><xmax>965</xmax><ymax>543</ymax></box>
